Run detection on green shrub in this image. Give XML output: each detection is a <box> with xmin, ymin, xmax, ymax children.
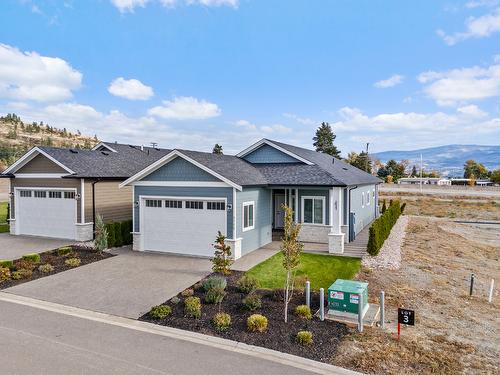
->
<box><xmin>11</xmin><ymin>269</ymin><xmax>32</xmax><ymax>280</ymax></box>
<box><xmin>15</xmin><ymin>259</ymin><xmax>35</xmax><ymax>271</ymax></box>
<box><xmin>184</xmin><ymin>296</ymin><xmax>202</xmax><ymax>318</ymax></box>
<box><xmin>106</xmin><ymin>222</ymin><xmax>116</xmax><ymax>248</ymax></box>
<box><xmin>149</xmin><ymin>305</ymin><xmax>172</xmax><ymax>319</ymax></box>
<box><xmin>247</xmin><ymin>314</ymin><xmax>268</xmax><ymax>332</ymax></box>
<box><xmin>0</xmin><ymin>223</ymin><xmax>9</xmax><ymax>233</ymax></box>
<box><xmin>203</xmin><ymin>276</ymin><xmax>227</xmax><ymax>291</ymax></box>
<box><xmin>0</xmin><ymin>267</ymin><xmax>11</xmax><ymax>282</ymax></box>
<box><xmin>237</xmin><ymin>275</ymin><xmax>260</xmax><ymax>294</ymax></box>
<box><xmin>243</xmin><ymin>293</ymin><xmax>262</xmax><ymax>311</ymax></box>
<box><xmin>296</xmin><ymin>330</ymin><xmax>313</xmax><ymax>345</ymax></box>
<box><xmin>381</xmin><ymin>199</ymin><xmax>387</xmax><ymax>213</ymax></box>
<box><xmin>295</xmin><ymin>305</ymin><xmax>312</xmax><ymax>319</ymax></box>
<box><xmin>121</xmin><ymin>220</ymin><xmax>133</xmax><ymax>245</ymax></box>
<box><xmin>0</xmin><ymin>260</ymin><xmax>13</xmax><ymax>269</ymax></box>
<box><xmin>205</xmin><ymin>287</ymin><xmax>226</xmax><ymax>304</ymax></box>
<box><xmin>57</xmin><ymin>246</ymin><xmax>73</xmax><ymax>256</ymax></box>
<box><xmin>38</xmin><ymin>263</ymin><xmax>55</xmax><ymax>273</ymax></box>
<box><xmin>22</xmin><ymin>253</ymin><xmax>40</xmax><ymax>263</ymax></box>
<box><xmin>65</xmin><ymin>258</ymin><xmax>81</xmax><ymax>267</ymax></box>
<box><xmin>367</xmin><ymin>200</ymin><xmax>402</xmax><ymax>256</ymax></box>
<box><xmin>213</xmin><ymin>312</ymin><xmax>231</xmax><ymax>332</ymax></box>
<box><xmin>114</xmin><ymin>222</ymin><xmax>123</xmax><ymax>247</ymax></box>
<box><xmin>181</xmin><ymin>288</ymin><xmax>194</xmax><ymax>297</ymax></box>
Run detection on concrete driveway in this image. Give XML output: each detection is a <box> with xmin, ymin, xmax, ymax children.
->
<box><xmin>5</xmin><ymin>247</ymin><xmax>212</xmax><ymax>318</ymax></box>
<box><xmin>0</xmin><ymin>233</ymin><xmax>71</xmax><ymax>261</ymax></box>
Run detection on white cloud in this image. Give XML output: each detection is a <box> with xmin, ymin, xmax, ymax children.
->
<box><xmin>437</xmin><ymin>8</ymin><xmax>500</xmax><ymax>45</ymax></box>
<box><xmin>235</xmin><ymin>119</ymin><xmax>257</xmax><ymax>131</ymax></box>
<box><xmin>110</xmin><ymin>0</ymin><xmax>237</xmax><ymax>12</ymax></box>
<box><xmin>457</xmin><ymin>104</ymin><xmax>488</xmax><ymax>117</ymax></box>
<box><xmin>418</xmin><ymin>62</ymin><xmax>500</xmax><ymax>106</ymax></box>
<box><xmin>0</xmin><ymin>43</ymin><xmax>82</xmax><ymax>102</ymax></box>
<box><xmin>148</xmin><ymin>96</ymin><xmax>221</xmax><ymax>120</ymax></box>
<box><xmin>283</xmin><ymin>113</ymin><xmax>316</xmax><ymax>125</ymax></box>
<box><xmin>465</xmin><ymin>0</ymin><xmax>500</xmax><ymax>9</ymax></box>
<box><xmin>185</xmin><ymin>0</ymin><xmax>238</xmax><ymax>7</ymax></box>
<box><xmin>108</xmin><ymin>77</ymin><xmax>154</xmax><ymax>100</ymax></box>
<box><xmin>374</xmin><ymin>74</ymin><xmax>404</xmax><ymax>88</ymax></box>
<box><xmin>110</xmin><ymin>0</ymin><xmax>149</xmax><ymax>13</ymax></box>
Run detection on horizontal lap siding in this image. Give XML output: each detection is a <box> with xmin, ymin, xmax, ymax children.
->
<box><xmin>84</xmin><ymin>181</ymin><xmax>132</xmax><ymax>223</ymax></box>
<box><xmin>350</xmin><ymin>184</ymin><xmax>376</xmax><ymax>234</ymax></box>
<box><xmin>16</xmin><ymin>154</ymin><xmax>68</xmax><ymax>174</ymax></box>
<box><xmin>236</xmin><ymin>187</ymin><xmax>272</xmax><ymax>254</ymax></box>
<box><xmin>143</xmin><ymin>157</ymin><xmax>219</xmax><ymax>181</ymax></box>
<box><xmin>134</xmin><ymin>186</ymin><xmax>234</xmax><ymax>237</ymax></box>
<box><xmin>242</xmin><ymin>144</ymin><xmax>299</xmax><ymax>163</ymax></box>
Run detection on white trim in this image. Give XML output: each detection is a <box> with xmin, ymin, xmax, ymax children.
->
<box><xmin>242</xmin><ymin>200</ymin><xmax>255</xmax><ymax>232</ymax></box>
<box><xmin>91</xmin><ymin>142</ymin><xmax>117</xmax><ymax>153</ymax></box>
<box><xmin>140</xmin><ymin>195</ymin><xmax>227</xmax><ymax>201</ymax></box>
<box><xmin>14</xmin><ymin>173</ymin><xmax>70</xmax><ymax>179</ymax></box>
<box><xmin>301</xmin><ymin>195</ymin><xmax>326</xmax><ymax>225</ymax></box>
<box><xmin>4</xmin><ymin>147</ymin><xmax>75</xmax><ymax>174</ymax></box>
<box><xmin>8</xmin><ymin>177</ymin><xmax>12</xmax><ymax>220</ymax></box>
<box><xmin>80</xmin><ymin>179</ymin><xmax>85</xmax><ymax>224</ymax></box>
<box><xmin>76</xmin><ymin>222</ymin><xmax>94</xmax><ymax>226</ymax></box>
<box><xmin>236</xmin><ymin>139</ymin><xmax>314</xmax><ymax>166</ymax></box>
<box><xmin>131</xmin><ymin>181</ymin><xmax>231</xmax><ymax>188</ymax></box>
<box><xmin>132</xmin><ymin>185</ymin><xmax>136</xmax><ymax>234</ymax></box>
<box><xmin>119</xmin><ymin>150</ymin><xmax>242</xmax><ymax>191</ymax></box>
<box><xmin>294</xmin><ymin>188</ymin><xmax>299</xmax><ymax>223</ymax></box>
<box><xmin>232</xmin><ymin>188</ymin><xmax>237</xmax><ymax>240</ymax></box>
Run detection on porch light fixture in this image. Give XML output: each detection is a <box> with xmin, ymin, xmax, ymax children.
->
<box><xmin>75</xmin><ymin>193</ymin><xmax>81</xmax><ymax>200</ymax></box>
<box><xmin>134</xmin><ymin>201</ymin><xmax>139</xmax><ymax>207</ymax></box>
<box><xmin>9</xmin><ymin>192</ymin><xmax>14</xmax><ymax>198</ymax></box>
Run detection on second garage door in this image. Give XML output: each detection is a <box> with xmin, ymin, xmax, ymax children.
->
<box><xmin>142</xmin><ymin>197</ymin><xmax>227</xmax><ymax>257</ymax></box>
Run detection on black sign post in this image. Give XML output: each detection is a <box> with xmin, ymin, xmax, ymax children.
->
<box><xmin>397</xmin><ymin>308</ymin><xmax>415</xmax><ymax>339</ymax></box>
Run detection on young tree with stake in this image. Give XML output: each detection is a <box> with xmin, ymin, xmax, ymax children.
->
<box><xmin>281</xmin><ymin>205</ymin><xmax>303</xmax><ymax>323</ymax></box>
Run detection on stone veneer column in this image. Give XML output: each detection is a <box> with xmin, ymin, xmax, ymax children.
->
<box><xmin>328</xmin><ymin>187</ymin><xmax>345</xmax><ymax>254</ymax></box>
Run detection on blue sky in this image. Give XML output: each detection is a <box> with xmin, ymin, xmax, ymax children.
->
<box><xmin>0</xmin><ymin>0</ymin><xmax>499</xmax><ymax>154</ymax></box>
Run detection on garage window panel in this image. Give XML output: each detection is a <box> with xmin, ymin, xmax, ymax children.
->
<box><xmin>146</xmin><ymin>199</ymin><xmax>162</xmax><ymax>208</ymax></box>
<box><xmin>64</xmin><ymin>191</ymin><xmax>75</xmax><ymax>199</ymax></box>
<box><xmin>20</xmin><ymin>190</ymin><xmax>32</xmax><ymax>198</ymax></box>
<box><xmin>165</xmin><ymin>200</ymin><xmax>182</xmax><ymax>208</ymax></box>
<box><xmin>34</xmin><ymin>191</ymin><xmax>47</xmax><ymax>198</ymax></box>
<box><xmin>186</xmin><ymin>201</ymin><xmax>203</xmax><ymax>209</ymax></box>
<box><xmin>243</xmin><ymin>201</ymin><xmax>255</xmax><ymax>231</ymax></box>
<box><xmin>207</xmin><ymin>201</ymin><xmax>225</xmax><ymax>210</ymax></box>
<box><xmin>49</xmin><ymin>191</ymin><xmax>62</xmax><ymax>199</ymax></box>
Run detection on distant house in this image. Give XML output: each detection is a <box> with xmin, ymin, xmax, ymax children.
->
<box><xmin>397</xmin><ymin>177</ymin><xmax>451</xmax><ymax>186</ymax></box>
<box><xmin>450</xmin><ymin>178</ymin><xmax>493</xmax><ymax>186</ymax></box>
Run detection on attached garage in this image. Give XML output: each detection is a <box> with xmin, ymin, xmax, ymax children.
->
<box><xmin>15</xmin><ymin>188</ymin><xmax>77</xmax><ymax>239</ymax></box>
<box><xmin>141</xmin><ymin>197</ymin><xmax>227</xmax><ymax>257</ymax></box>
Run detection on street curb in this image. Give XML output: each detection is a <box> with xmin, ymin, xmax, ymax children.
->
<box><xmin>0</xmin><ymin>292</ymin><xmax>361</xmax><ymax>375</ymax></box>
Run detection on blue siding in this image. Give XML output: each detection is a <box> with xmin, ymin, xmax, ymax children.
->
<box><xmin>243</xmin><ymin>144</ymin><xmax>300</xmax><ymax>164</ymax></box>
<box><xmin>134</xmin><ymin>186</ymin><xmax>234</xmax><ymax>235</ymax></box>
<box><xmin>143</xmin><ymin>156</ymin><xmax>218</xmax><ymax>181</ymax></box>
<box><xmin>236</xmin><ymin>187</ymin><xmax>272</xmax><ymax>254</ymax></box>
<box><xmin>350</xmin><ymin>184</ymin><xmax>377</xmax><ymax>235</ymax></box>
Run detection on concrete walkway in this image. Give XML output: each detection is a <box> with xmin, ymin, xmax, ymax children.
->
<box><xmin>0</xmin><ymin>233</ymin><xmax>71</xmax><ymax>261</ymax></box>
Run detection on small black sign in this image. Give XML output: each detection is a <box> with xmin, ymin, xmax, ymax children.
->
<box><xmin>398</xmin><ymin>308</ymin><xmax>415</xmax><ymax>326</ymax></box>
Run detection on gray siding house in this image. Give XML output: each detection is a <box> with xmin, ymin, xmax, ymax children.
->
<box><xmin>122</xmin><ymin>139</ymin><xmax>381</xmax><ymax>258</ymax></box>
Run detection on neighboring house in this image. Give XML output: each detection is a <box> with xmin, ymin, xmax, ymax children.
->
<box><xmin>0</xmin><ymin>142</ymin><xmax>169</xmax><ymax>241</ymax></box>
<box><xmin>121</xmin><ymin>139</ymin><xmax>381</xmax><ymax>259</ymax></box>
<box><xmin>398</xmin><ymin>177</ymin><xmax>451</xmax><ymax>186</ymax></box>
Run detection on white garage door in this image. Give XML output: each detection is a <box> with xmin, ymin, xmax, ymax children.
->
<box><xmin>142</xmin><ymin>197</ymin><xmax>227</xmax><ymax>257</ymax></box>
<box><xmin>16</xmin><ymin>189</ymin><xmax>77</xmax><ymax>240</ymax></box>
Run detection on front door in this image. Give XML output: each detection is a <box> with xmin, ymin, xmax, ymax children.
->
<box><xmin>274</xmin><ymin>194</ymin><xmax>285</xmax><ymax>228</ymax></box>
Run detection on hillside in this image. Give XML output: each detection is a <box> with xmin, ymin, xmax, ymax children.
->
<box><xmin>0</xmin><ymin>113</ymin><xmax>99</xmax><ymax>170</ymax></box>
<box><xmin>373</xmin><ymin>144</ymin><xmax>500</xmax><ymax>176</ymax></box>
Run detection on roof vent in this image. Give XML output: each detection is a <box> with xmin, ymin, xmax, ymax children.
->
<box><xmin>101</xmin><ymin>151</ymin><xmax>109</xmax><ymax>156</ymax></box>
<box><xmin>342</xmin><ymin>167</ymin><xmax>348</xmax><ymax>170</ymax></box>
<box><xmin>69</xmin><ymin>149</ymin><xmax>78</xmax><ymax>154</ymax></box>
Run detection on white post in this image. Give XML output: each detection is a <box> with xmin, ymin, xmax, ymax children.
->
<box><xmin>358</xmin><ymin>293</ymin><xmax>363</xmax><ymax>333</ymax></box>
<box><xmin>305</xmin><ymin>281</ymin><xmax>310</xmax><ymax>308</ymax></box>
<box><xmin>489</xmin><ymin>279</ymin><xmax>495</xmax><ymax>303</ymax></box>
<box><xmin>330</xmin><ymin>187</ymin><xmax>342</xmax><ymax>234</ymax></box>
<box><xmin>294</xmin><ymin>188</ymin><xmax>299</xmax><ymax>223</ymax></box>
<box><xmin>380</xmin><ymin>290</ymin><xmax>385</xmax><ymax>329</ymax></box>
<box><xmin>319</xmin><ymin>288</ymin><xmax>325</xmax><ymax>321</ymax></box>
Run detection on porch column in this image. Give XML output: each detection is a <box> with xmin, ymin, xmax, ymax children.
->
<box><xmin>328</xmin><ymin>187</ymin><xmax>345</xmax><ymax>254</ymax></box>
<box><xmin>294</xmin><ymin>188</ymin><xmax>299</xmax><ymax>222</ymax></box>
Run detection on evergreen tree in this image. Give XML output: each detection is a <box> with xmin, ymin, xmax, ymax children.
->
<box><xmin>411</xmin><ymin>165</ymin><xmax>417</xmax><ymax>177</ymax></box>
<box><xmin>212</xmin><ymin>143</ymin><xmax>223</xmax><ymax>154</ymax></box>
<box><xmin>313</xmin><ymin>122</ymin><xmax>341</xmax><ymax>158</ymax></box>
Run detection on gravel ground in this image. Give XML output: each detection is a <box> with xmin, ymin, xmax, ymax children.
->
<box><xmin>362</xmin><ymin>215</ymin><xmax>409</xmax><ymax>270</ymax></box>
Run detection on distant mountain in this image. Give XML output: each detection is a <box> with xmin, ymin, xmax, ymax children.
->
<box><xmin>373</xmin><ymin>144</ymin><xmax>500</xmax><ymax>177</ymax></box>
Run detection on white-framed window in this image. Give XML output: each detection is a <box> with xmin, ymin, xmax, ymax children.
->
<box><xmin>242</xmin><ymin>201</ymin><xmax>255</xmax><ymax>231</ymax></box>
<box><xmin>366</xmin><ymin>191</ymin><xmax>370</xmax><ymax>205</ymax></box>
<box><xmin>49</xmin><ymin>191</ymin><xmax>62</xmax><ymax>199</ymax></box>
<box><xmin>145</xmin><ymin>199</ymin><xmax>162</xmax><ymax>208</ymax></box>
<box><xmin>34</xmin><ymin>191</ymin><xmax>46</xmax><ymax>198</ymax></box>
<box><xmin>207</xmin><ymin>201</ymin><xmax>225</xmax><ymax>210</ymax></box>
<box><xmin>20</xmin><ymin>190</ymin><xmax>32</xmax><ymax>198</ymax></box>
<box><xmin>64</xmin><ymin>191</ymin><xmax>75</xmax><ymax>199</ymax></box>
<box><xmin>186</xmin><ymin>201</ymin><xmax>203</xmax><ymax>209</ymax></box>
<box><xmin>165</xmin><ymin>200</ymin><xmax>182</xmax><ymax>208</ymax></box>
<box><xmin>301</xmin><ymin>196</ymin><xmax>325</xmax><ymax>225</ymax></box>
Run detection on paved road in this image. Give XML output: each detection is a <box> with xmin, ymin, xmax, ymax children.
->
<box><xmin>0</xmin><ymin>296</ymin><xmax>355</xmax><ymax>375</ymax></box>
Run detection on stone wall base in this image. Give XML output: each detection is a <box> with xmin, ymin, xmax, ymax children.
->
<box><xmin>226</xmin><ymin>238</ymin><xmax>242</xmax><ymax>260</ymax></box>
<box><xmin>298</xmin><ymin>224</ymin><xmax>330</xmax><ymax>243</ymax></box>
<box><xmin>341</xmin><ymin>225</ymin><xmax>349</xmax><ymax>243</ymax></box>
<box><xmin>328</xmin><ymin>233</ymin><xmax>345</xmax><ymax>254</ymax></box>
<box><xmin>75</xmin><ymin>223</ymin><xmax>93</xmax><ymax>242</ymax></box>
<box><xmin>132</xmin><ymin>233</ymin><xmax>142</xmax><ymax>251</ymax></box>
<box><xmin>9</xmin><ymin>219</ymin><xmax>15</xmax><ymax>235</ymax></box>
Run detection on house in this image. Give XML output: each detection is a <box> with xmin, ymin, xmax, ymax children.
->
<box><xmin>120</xmin><ymin>139</ymin><xmax>381</xmax><ymax>258</ymax></box>
<box><xmin>397</xmin><ymin>177</ymin><xmax>451</xmax><ymax>186</ymax></box>
<box><xmin>0</xmin><ymin>142</ymin><xmax>170</xmax><ymax>241</ymax></box>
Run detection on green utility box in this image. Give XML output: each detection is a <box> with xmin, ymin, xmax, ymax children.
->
<box><xmin>328</xmin><ymin>279</ymin><xmax>368</xmax><ymax>315</ymax></box>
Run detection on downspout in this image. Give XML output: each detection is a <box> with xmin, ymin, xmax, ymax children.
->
<box><xmin>348</xmin><ymin>185</ymin><xmax>358</xmax><ymax>242</ymax></box>
<box><xmin>91</xmin><ymin>179</ymin><xmax>101</xmax><ymax>239</ymax></box>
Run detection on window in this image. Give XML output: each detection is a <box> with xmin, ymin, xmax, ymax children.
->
<box><xmin>165</xmin><ymin>200</ymin><xmax>182</xmax><ymax>208</ymax></box>
<box><xmin>366</xmin><ymin>191</ymin><xmax>370</xmax><ymax>205</ymax></box>
<box><xmin>302</xmin><ymin>197</ymin><xmax>325</xmax><ymax>225</ymax></box>
<box><xmin>34</xmin><ymin>191</ymin><xmax>46</xmax><ymax>198</ymax></box>
<box><xmin>20</xmin><ymin>190</ymin><xmax>32</xmax><ymax>198</ymax></box>
<box><xmin>186</xmin><ymin>201</ymin><xmax>203</xmax><ymax>209</ymax></box>
<box><xmin>145</xmin><ymin>199</ymin><xmax>162</xmax><ymax>208</ymax></box>
<box><xmin>49</xmin><ymin>191</ymin><xmax>62</xmax><ymax>199</ymax></box>
<box><xmin>207</xmin><ymin>201</ymin><xmax>225</xmax><ymax>210</ymax></box>
<box><xmin>243</xmin><ymin>201</ymin><xmax>255</xmax><ymax>231</ymax></box>
<box><xmin>64</xmin><ymin>191</ymin><xmax>75</xmax><ymax>199</ymax></box>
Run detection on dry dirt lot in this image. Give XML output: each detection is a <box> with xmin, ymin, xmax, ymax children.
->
<box><xmin>331</xmin><ymin>200</ymin><xmax>499</xmax><ymax>374</ymax></box>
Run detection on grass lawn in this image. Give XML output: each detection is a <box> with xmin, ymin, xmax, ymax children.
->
<box><xmin>0</xmin><ymin>202</ymin><xmax>9</xmax><ymax>233</ymax></box>
<box><xmin>246</xmin><ymin>252</ymin><xmax>361</xmax><ymax>291</ymax></box>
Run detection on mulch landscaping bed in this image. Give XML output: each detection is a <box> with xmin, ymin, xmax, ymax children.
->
<box><xmin>0</xmin><ymin>245</ymin><xmax>114</xmax><ymax>290</ymax></box>
<box><xmin>140</xmin><ymin>271</ymin><xmax>352</xmax><ymax>363</ymax></box>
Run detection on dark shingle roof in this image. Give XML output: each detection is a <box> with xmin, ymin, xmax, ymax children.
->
<box><xmin>253</xmin><ymin>163</ymin><xmax>344</xmax><ymax>186</ymax></box>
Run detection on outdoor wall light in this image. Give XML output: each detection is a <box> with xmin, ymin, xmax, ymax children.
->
<box><xmin>9</xmin><ymin>192</ymin><xmax>14</xmax><ymax>198</ymax></box>
<box><xmin>134</xmin><ymin>201</ymin><xmax>139</xmax><ymax>207</ymax></box>
<box><xmin>75</xmin><ymin>193</ymin><xmax>81</xmax><ymax>200</ymax></box>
